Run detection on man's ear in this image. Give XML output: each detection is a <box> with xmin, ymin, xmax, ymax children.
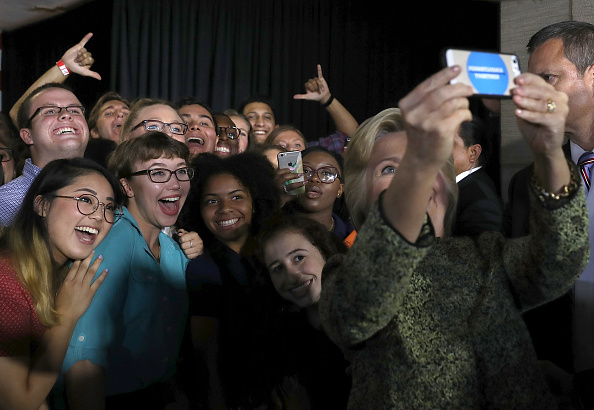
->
<box><xmin>469</xmin><ymin>144</ymin><xmax>482</xmax><ymax>165</ymax></box>
<box><xmin>586</xmin><ymin>64</ymin><xmax>594</xmax><ymax>93</ymax></box>
<box><xmin>120</xmin><ymin>178</ymin><xmax>134</xmax><ymax>198</ymax></box>
<box><xmin>90</xmin><ymin>128</ymin><xmax>100</xmax><ymax>139</ymax></box>
<box><xmin>20</xmin><ymin>128</ymin><xmax>33</xmax><ymax>146</ymax></box>
<box><xmin>34</xmin><ymin>195</ymin><xmax>49</xmax><ymax>217</ymax></box>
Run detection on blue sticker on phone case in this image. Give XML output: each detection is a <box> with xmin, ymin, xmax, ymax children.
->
<box><xmin>466</xmin><ymin>52</ymin><xmax>508</xmax><ymax>95</ymax></box>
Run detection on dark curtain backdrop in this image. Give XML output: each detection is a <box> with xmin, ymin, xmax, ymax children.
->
<box><xmin>2</xmin><ymin>0</ymin><xmax>499</xmax><ymax>146</ymax></box>
<box><xmin>110</xmin><ymin>0</ymin><xmax>499</xmax><ymax>141</ymax></box>
<box><xmin>1</xmin><ymin>0</ymin><xmax>114</xmax><ymax>114</ymax></box>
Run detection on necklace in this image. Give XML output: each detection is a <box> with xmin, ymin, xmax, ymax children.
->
<box><xmin>329</xmin><ymin>217</ymin><xmax>335</xmax><ymax>232</ymax></box>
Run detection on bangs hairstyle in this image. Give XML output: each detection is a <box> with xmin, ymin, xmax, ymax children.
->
<box><xmin>119</xmin><ymin>98</ymin><xmax>182</xmax><ymax>142</ymax></box>
<box><xmin>87</xmin><ymin>91</ymin><xmax>130</xmax><ymax>132</ymax></box>
<box><xmin>344</xmin><ymin>108</ymin><xmax>406</xmax><ymax>228</ymax></box>
<box><xmin>264</xmin><ymin>125</ymin><xmax>306</xmax><ymax>147</ymax></box>
<box><xmin>344</xmin><ymin>107</ymin><xmax>458</xmax><ymax>235</ymax></box>
<box><xmin>178</xmin><ymin>152</ymin><xmax>280</xmax><ymax>251</ymax></box>
<box><xmin>0</xmin><ymin>158</ymin><xmax>124</xmax><ymax>327</ymax></box>
<box><xmin>108</xmin><ymin>131</ymin><xmax>190</xmax><ymax>181</ymax></box>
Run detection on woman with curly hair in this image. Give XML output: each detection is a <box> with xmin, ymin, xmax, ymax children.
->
<box><xmin>178</xmin><ymin>151</ymin><xmax>281</xmax><ymax>409</ymax></box>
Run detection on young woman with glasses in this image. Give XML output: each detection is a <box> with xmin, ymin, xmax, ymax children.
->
<box><xmin>0</xmin><ymin>157</ymin><xmax>124</xmax><ymax>408</ymax></box>
<box><xmin>283</xmin><ymin>146</ymin><xmax>355</xmax><ymax>243</ymax></box>
<box><xmin>119</xmin><ymin>98</ymin><xmax>188</xmax><ymax>143</ymax></box>
<box><xmin>62</xmin><ymin>132</ymin><xmax>199</xmax><ymax>409</ymax></box>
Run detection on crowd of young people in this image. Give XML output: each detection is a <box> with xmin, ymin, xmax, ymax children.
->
<box><xmin>1</xmin><ymin>21</ymin><xmax>593</xmax><ymax>410</ymax></box>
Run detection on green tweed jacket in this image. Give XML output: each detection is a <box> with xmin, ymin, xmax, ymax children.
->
<box><xmin>319</xmin><ymin>186</ymin><xmax>589</xmax><ymax>409</ymax></box>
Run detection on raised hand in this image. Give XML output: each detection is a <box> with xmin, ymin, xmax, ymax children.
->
<box><xmin>55</xmin><ymin>251</ymin><xmax>108</xmax><ymax>324</ymax></box>
<box><xmin>512</xmin><ymin>73</ymin><xmax>568</xmax><ymax>156</ymax></box>
<box><xmin>293</xmin><ymin>64</ymin><xmax>332</xmax><ymax>104</ymax></box>
<box><xmin>512</xmin><ymin>73</ymin><xmax>570</xmax><ymax>193</ymax></box>
<box><xmin>274</xmin><ymin>166</ymin><xmax>305</xmax><ymax>204</ymax></box>
<box><xmin>177</xmin><ymin>229</ymin><xmax>204</xmax><ymax>259</ymax></box>
<box><xmin>61</xmin><ymin>33</ymin><xmax>102</xmax><ymax>80</ymax></box>
<box><xmin>398</xmin><ymin>66</ymin><xmax>473</xmax><ymax>170</ymax></box>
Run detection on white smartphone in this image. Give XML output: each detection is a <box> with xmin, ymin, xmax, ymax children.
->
<box><xmin>277</xmin><ymin>150</ymin><xmax>305</xmax><ymax>195</ymax></box>
<box><xmin>443</xmin><ymin>48</ymin><xmax>521</xmax><ymax>98</ymax></box>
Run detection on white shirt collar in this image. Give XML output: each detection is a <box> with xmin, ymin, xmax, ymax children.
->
<box><xmin>456</xmin><ymin>165</ymin><xmax>482</xmax><ymax>183</ymax></box>
<box><xmin>571</xmin><ymin>140</ymin><xmax>587</xmax><ymax>165</ymax></box>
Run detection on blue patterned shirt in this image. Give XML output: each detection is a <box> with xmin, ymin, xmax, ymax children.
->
<box><xmin>0</xmin><ymin>159</ymin><xmax>41</xmax><ymax>227</ymax></box>
<box><xmin>307</xmin><ymin>131</ymin><xmax>349</xmax><ymax>153</ymax></box>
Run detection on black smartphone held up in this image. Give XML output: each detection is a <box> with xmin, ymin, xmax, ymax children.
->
<box><xmin>277</xmin><ymin>150</ymin><xmax>305</xmax><ymax>195</ymax></box>
<box><xmin>442</xmin><ymin>48</ymin><xmax>521</xmax><ymax>98</ymax></box>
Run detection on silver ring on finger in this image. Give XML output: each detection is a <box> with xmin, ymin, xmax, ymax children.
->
<box><xmin>283</xmin><ymin>185</ymin><xmax>289</xmax><ymax>194</ymax></box>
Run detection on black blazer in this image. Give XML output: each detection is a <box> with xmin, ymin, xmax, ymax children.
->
<box><xmin>453</xmin><ymin>168</ymin><xmax>503</xmax><ymax>237</ymax></box>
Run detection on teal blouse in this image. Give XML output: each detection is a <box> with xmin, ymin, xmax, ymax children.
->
<box><xmin>62</xmin><ymin>207</ymin><xmax>189</xmax><ymax>396</ymax></box>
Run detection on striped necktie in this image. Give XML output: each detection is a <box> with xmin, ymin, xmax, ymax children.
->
<box><xmin>578</xmin><ymin>151</ymin><xmax>594</xmax><ymax>191</ymax></box>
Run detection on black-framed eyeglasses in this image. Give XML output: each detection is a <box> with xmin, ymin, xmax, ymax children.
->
<box><xmin>130</xmin><ymin>167</ymin><xmax>195</xmax><ymax>183</ymax></box>
<box><xmin>27</xmin><ymin>105</ymin><xmax>86</xmax><ymax>126</ymax></box>
<box><xmin>53</xmin><ymin>194</ymin><xmax>122</xmax><ymax>224</ymax></box>
<box><xmin>217</xmin><ymin>126</ymin><xmax>240</xmax><ymax>140</ymax></box>
<box><xmin>131</xmin><ymin>120</ymin><xmax>188</xmax><ymax>136</ymax></box>
<box><xmin>303</xmin><ymin>166</ymin><xmax>341</xmax><ymax>184</ymax></box>
<box><xmin>0</xmin><ymin>148</ymin><xmax>14</xmax><ymax>162</ymax></box>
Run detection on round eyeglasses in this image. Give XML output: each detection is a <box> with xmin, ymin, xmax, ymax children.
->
<box><xmin>0</xmin><ymin>148</ymin><xmax>14</xmax><ymax>162</ymax></box>
<box><xmin>217</xmin><ymin>126</ymin><xmax>240</xmax><ymax>140</ymax></box>
<box><xmin>130</xmin><ymin>167</ymin><xmax>195</xmax><ymax>183</ymax></box>
<box><xmin>132</xmin><ymin>120</ymin><xmax>189</xmax><ymax>136</ymax></box>
<box><xmin>27</xmin><ymin>105</ymin><xmax>86</xmax><ymax>126</ymax></box>
<box><xmin>303</xmin><ymin>166</ymin><xmax>341</xmax><ymax>184</ymax></box>
<box><xmin>54</xmin><ymin>194</ymin><xmax>122</xmax><ymax>224</ymax></box>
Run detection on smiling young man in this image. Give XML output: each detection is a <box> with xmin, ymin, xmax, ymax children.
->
<box><xmin>87</xmin><ymin>92</ymin><xmax>130</xmax><ymax>142</ymax></box>
<box><xmin>176</xmin><ymin>97</ymin><xmax>218</xmax><ymax>158</ymax></box>
<box><xmin>239</xmin><ymin>95</ymin><xmax>278</xmax><ymax>144</ymax></box>
<box><xmin>0</xmin><ymin>83</ymin><xmax>89</xmax><ymax>226</ymax></box>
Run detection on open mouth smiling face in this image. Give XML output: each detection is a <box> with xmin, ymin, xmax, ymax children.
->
<box><xmin>126</xmin><ymin>156</ymin><xmax>191</xmax><ymax>230</ymax></box>
<box><xmin>179</xmin><ymin>104</ymin><xmax>217</xmax><ymax>155</ymax></box>
<box><xmin>43</xmin><ymin>172</ymin><xmax>116</xmax><ymax>266</ymax></box>
<box><xmin>264</xmin><ymin>231</ymin><xmax>326</xmax><ymax>308</ymax></box>
<box><xmin>200</xmin><ymin>173</ymin><xmax>253</xmax><ymax>251</ymax></box>
<box><xmin>54</xmin><ymin>126</ymin><xmax>79</xmax><ymax>135</ymax></box>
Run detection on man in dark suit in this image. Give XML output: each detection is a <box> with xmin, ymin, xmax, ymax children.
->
<box><xmin>504</xmin><ymin>21</ymin><xmax>594</xmax><ymax>409</ymax></box>
<box><xmin>452</xmin><ymin>116</ymin><xmax>503</xmax><ymax>237</ymax></box>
